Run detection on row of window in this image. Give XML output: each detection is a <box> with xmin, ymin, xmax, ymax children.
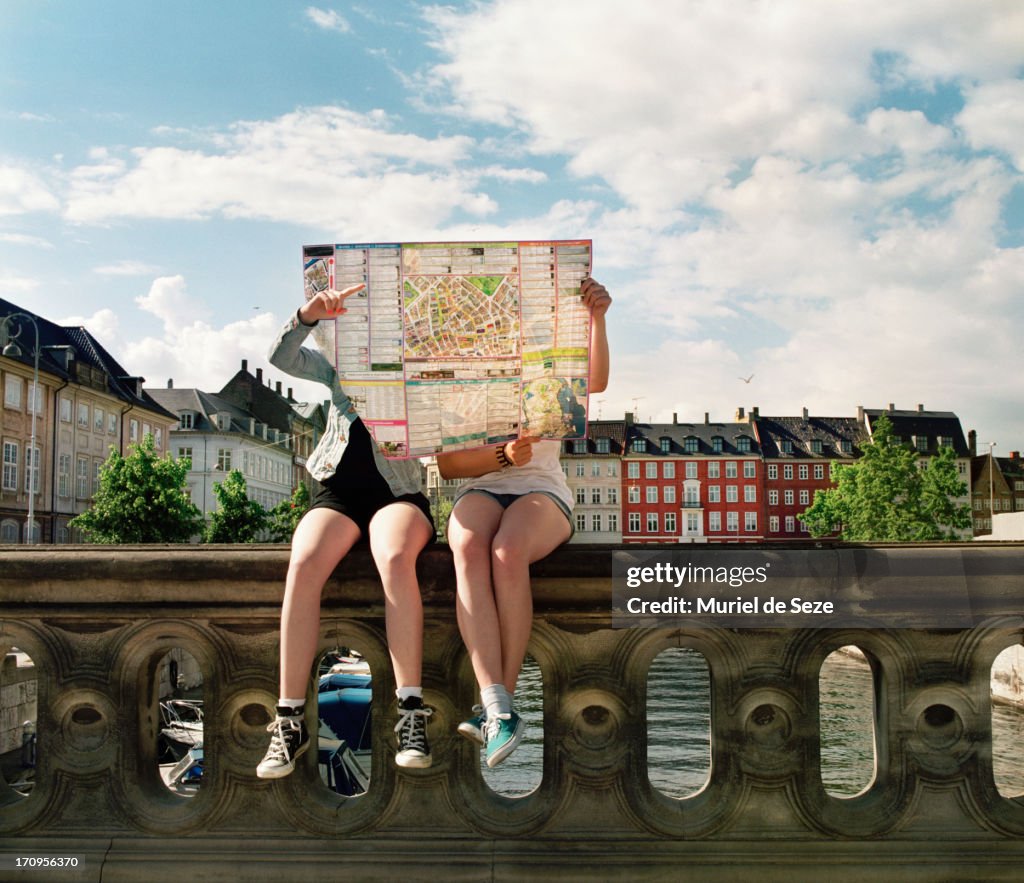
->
<box><xmin>3</xmin><ymin>375</ymin><xmax>43</xmax><ymax>414</ymax></box>
<box><xmin>3</xmin><ymin>376</ymin><xmax>166</xmax><ymax>449</ymax></box>
<box><xmin>574</xmin><ymin>513</ymin><xmax>620</xmax><ymax>532</ymax></box>
<box><xmin>625</xmin><ymin>484</ymin><xmax>758</xmax><ymax>505</ymax></box>
<box><xmin>767</xmin><ymin>463</ymin><xmax>828</xmax><ymax>481</ymax></box>
<box><xmin>625</xmin><ymin>460</ymin><xmax>757</xmax><ymax>480</ymax></box>
<box><xmin>575</xmin><ymin>486</ymin><xmax>619</xmax><ymax>505</ymax></box>
<box><xmin>568</xmin><ymin>461</ymin><xmax>620</xmax><ymax>477</ymax></box>
<box><xmin>622</xmin><ymin>511</ymin><xmax>810</xmax><ymax>535</ymax></box>
<box><xmin>1</xmin><ymin>442</ymin><xmax>40</xmax><ymax>494</ymax></box>
<box><xmin>769</xmin><ymin>489</ymin><xmax>812</xmax><ymax>506</ymax></box>
<box><xmin>973</xmin><ymin>497</ymin><xmax>1024</xmax><ymax>512</ymax></box>
<box><xmin>626</xmin><ymin>435</ymin><xmax>756</xmax><ymax>455</ymax></box>
<box><xmin>177</xmin><ymin>447</ymin><xmax>291</xmax><ymax>486</ymax></box>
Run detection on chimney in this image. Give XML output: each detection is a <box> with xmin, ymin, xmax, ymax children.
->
<box><xmin>751</xmin><ymin>406</ymin><xmax>759</xmax><ymax>419</ymax></box>
<box><xmin>287</xmin><ymin>387</ymin><xmax>294</xmax><ymax>401</ymax></box>
<box><xmin>167</xmin><ymin>379</ymin><xmax>173</xmax><ymax>389</ymax></box>
<box><xmin>917</xmin><ymin>403</ymin><xmax>924</xmax><ymax>412</ymax></box>
<box><xmin>857</xmin><ymin>405</ymin><xmax>864</xmax><ymax>422</ymax></box>
<box><xmin>1011</xmin><ymin>451</ymin><xmax>1020</xmax><ymax>461</ymax></box>
<box><xmin>624</xmin><ymin>411</ymin><xmax>634</xmax><ymax>426</ymax></box>
<box><xmin>802</xmin><ymin>406</ymin><xmax>808</xmax><ymax>420</ymax></box>
<box><xmin>968</xmin><ymin>429</ymin><xmax>977</xmax><ymax>457</ymax></box>
<box><xmin>672</xmin><ymin>412</ymin><xmax>678</xmax><ymax>425</ymax></box>
<box><xmin>735</xmin><ymin>406</ymin><xmax>745</xmax><ymax>420</ymax></box>
<box><xmin>704</xmin><ymin>412</ymin><xmax>709</xmax><ymax>425</ymax></box>
<box><xmin>242</xmin><ymin>359</ymin><xmax>248</xmax><ymax>372</ymax></box>
<box><xmin>888</xmin><ymin>402</ymin><xmax>895</xmax><ymax>411</ymax></box>
<box><xmin>256</xmin><ymin>368</ymin><xmax>263</xmax><ymax>384</ymax></box>
<box><xmin>276</xmin><ymin>381</ymin><xmax>282</xmax><ymax>395</ymax></box>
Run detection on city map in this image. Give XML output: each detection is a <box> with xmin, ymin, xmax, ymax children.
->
<box><xmin>303</xmin><ymin>241</ymin><xmax>592</xmax><ymax>458</ymax></box>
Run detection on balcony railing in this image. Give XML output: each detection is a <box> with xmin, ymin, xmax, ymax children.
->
<box><xmin>2</xmin><ymin>543</ymin><xmax>1024</xmax><ymax>880</ymax></box>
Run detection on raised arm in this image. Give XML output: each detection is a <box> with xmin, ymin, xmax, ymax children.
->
<box><xmin>437</xmin><ymin>437</ymin><xmax>540</xmax><ymax>479</ymax></box>
<box><xmin>267</xmin><ymin>284</ymin><xmax>365</xmax><ymax>386</ymax></box>
<box><xmin>583</xmin><ymin>277</ymin><xmax>612</xmax><ymax>394</ymax></box>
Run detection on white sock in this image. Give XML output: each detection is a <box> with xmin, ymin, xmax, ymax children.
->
<box><xmin>396</xmin><ymin>686</ymin><xmax>423</xmax><ymax>702</ymax></box>
<box><xmin>481</xmin><ymin>683</ymin><xmax>511</xmax><ymax>719</ymax></box>
<box><xmin>277</xmin><ymin>697</ymin><xmax>305</xmax><ymax>713</ymax></box>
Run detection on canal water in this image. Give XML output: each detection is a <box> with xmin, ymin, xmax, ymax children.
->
<box><xmin>480</xmin><ymin>648</ymin><xmax>1024</xmax><ymax>799</ymax></box>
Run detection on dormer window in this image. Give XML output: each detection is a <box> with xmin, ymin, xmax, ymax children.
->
<box><xmin>179</xmin><ymin>412</ymin><xmax>194</xmax><ymax>430</ymax></box>
<box><xmin>810</xmin><ymin>439</ymin><xmax>823</xmax><ymax>454</ymax></box>
<box><xmin>573</xmin><ymin>439</ymin><xmax>587</xmax><ymax>454</ymax></box>
<box><xmin>684</xmin><ymin>436</ymin><xmax>699</xmax><ymax>454</ymax></box>
<box><xmin>915</xmin><ymin>435</ymin><xmax>928</xmax><ymax>452</ymax></box>
<box><xmin>840</xmin><ymin>439</ymin><xmax>852</xmax><ymax>454</ymax></box>
<box><xmin>711</xmin><ymin>436</ymin><xmax>723</xmax><ymax>453</ymax></box>
<box><xmin>780</xmin><ymin>440</ymin><xmax>793</xmax><ymax>454</ymax></box>
<box><xmin>631</xmin><ymin>438</ymin><xmax>646</xmax><ymax>454</ymax></box>
<box><xmin>736</xmin><ymin>436</ymin><xmax>751</xmax><ymax>453</ymax></box>
<box><xmin>660</xmin><ymin>437</ymin><xmax>672</xmax><ymax>453</ymax></box>
<box><xmin>596</xmin><ymin>437</ymin><xmax>610</xmax><ymax>454</ymax></box>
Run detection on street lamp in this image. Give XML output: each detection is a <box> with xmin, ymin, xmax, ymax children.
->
<box><xmin>988</xmin><ymin>442</ymin><xmax>997</xmax><ymax>535</ymax></box>
<box><xmin>1</xmin><ymin>312</ymin><xmax>41</xmax><ymax>544</ymax></box>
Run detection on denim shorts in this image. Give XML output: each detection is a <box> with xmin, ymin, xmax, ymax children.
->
<box><xmin>457</xmin><ymin>488</ymin><xmax>575</xmax><ymax>539</ymax></box>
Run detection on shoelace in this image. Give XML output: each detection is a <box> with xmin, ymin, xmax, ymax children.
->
<box><xmin>264</xmin><ymin>716</ymin><xmax>303</xmax><ymax>763</ymax></box>
<box><xmin>394</xmin><ymin>705</ymin><xmax>433</xmax><ymax>752</ymax></box>
<box><xmin>485</xmin><ymin>712</ymin><xmax>511</xmax><ymax>742</ymax></box>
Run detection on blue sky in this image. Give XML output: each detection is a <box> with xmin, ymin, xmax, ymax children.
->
<box><xmin>2</xmin><ymin>1</ymin><xmax>1022</xmax><ymax>449</ymax></box>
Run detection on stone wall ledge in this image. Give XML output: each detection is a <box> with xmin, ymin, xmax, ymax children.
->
<box><xmin>2</xmin><ymin>543</ymin><xmax>1024</xmax><ymax>879</ymax></box>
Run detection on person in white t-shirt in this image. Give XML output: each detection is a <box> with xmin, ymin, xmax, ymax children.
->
<box><xmin>437</xmin><ymin>277</ymin><xmax>612</xmax><ymax>767</ymax></box>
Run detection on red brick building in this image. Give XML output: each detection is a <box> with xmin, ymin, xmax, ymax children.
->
<box><xmin>621</xmin><ymin>415</ymin><xmax>763</xmax><ymax>544</ymax></box>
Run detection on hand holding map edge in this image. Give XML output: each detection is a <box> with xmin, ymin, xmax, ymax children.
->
<box><xmin>506</xmin><ymin>435</ymin><xmax>541</xmax><ymax>467</ymax></box>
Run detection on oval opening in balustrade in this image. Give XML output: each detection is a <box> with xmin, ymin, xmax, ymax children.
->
<box><xmin>0</xmin><ymin>647</ymin><xmax>37</xmax><ymax>805</ymax></box>
<box><xmin>647</xmin><ymin>647</ymin><xmax>710</xmax><ymax>798</ymax></box>
<box><xmin>480</xmin><ymin>655</ymin><xmax>542</xmax><ymax>798</ymax></box>
<box><xmin>157</xmin><ymin>649</ymin><xmax>204</xmax><ymax>798</ymax></box>
<box><xmin>991</xmin><ymin>644</ymin><xmax>1024</xmax><ymax>798</ymax></box>
<box><xmin>819</xmin><ymin>645</ymin><xmax>875</xmax><ymax>797</ymax></box>
<box><xmin>316</xmin><ymin>647</ymin><xmax>371</xmax><ymax>798</ymax></box>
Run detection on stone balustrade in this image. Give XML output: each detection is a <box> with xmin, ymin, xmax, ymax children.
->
<box><xmin>1</xmin><ymin>543</ymin><xmax>1023</xmax><ymax>881</ymax></box>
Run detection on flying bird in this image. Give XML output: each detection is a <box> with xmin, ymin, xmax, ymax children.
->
<box><xmin>739</xmin><ymin>373</ymin><xmax>754</xmax><ymax>383</ymax></box>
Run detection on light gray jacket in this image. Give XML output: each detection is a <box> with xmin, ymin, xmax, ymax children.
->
<box><xmin>267</xmin><ymin>312</ymin><xmax>423</xmax><ymax>495</ymax></box>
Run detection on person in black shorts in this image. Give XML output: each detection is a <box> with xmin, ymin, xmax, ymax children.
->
<box><xmin>256</xmin><ymin>284</ymin><xmax>436</xmax><ymax>779</ymax></box>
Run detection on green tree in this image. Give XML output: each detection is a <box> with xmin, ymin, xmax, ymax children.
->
<box><xmin>432</xmin><ymin>494</ymin><xmax>455</xmax><ymax>544</ymax></box>
<box><xmin>800</xmin><ymin>413</ymin><xmax>970</xmax><ymax>541</ymax></box>
<box><xmin>70</xmin><ymin>435</ymin><xmax>202</xmax><ymax>543</ymax></box>
<box><xmin>204</xmin><ymin>469</ymin><xmax>268</xmax><ymax>543</ymax></box>
<box><xmin>266</xmin><ymin>482</ymin><xmax>311</xmax><ymax>542</ymax></box>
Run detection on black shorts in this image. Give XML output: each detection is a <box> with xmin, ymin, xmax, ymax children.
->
<box><xmin>308</xmin><ymin>473</ymin><xmax>436</xmax><ymax>542</ymax></box>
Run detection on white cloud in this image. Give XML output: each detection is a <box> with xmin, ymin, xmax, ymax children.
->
<box><xmin>0</xmin><ymin>164</ymin><xmax>60</xmax><ymax>216</ymax></box>
<box><xmin>423</xmin><ymin>0</ymin><xmax>1022</xmax><ymax>211</ymax></box>
<box><xmin>54</xmin><ymin>308</ymin><xmax>122</xmax><ymax>345</ymax></box>
<box><xmin>0</xmin><ymin>233</ymin><xmax>55</xmax><ymax>248</ymax></box>
<box><xmin>305</xmin><ymin>7</ymin><xmax>351</xmax><ymax>34</ymax></box>
<box><xmin>93</xmin><ymin>260</ymin><xmax>162</xmax><ymax>276</ymax></box>
<box><xmin>0</xmin><ymin>273</ymin><xmax>40</xmax><ymax>295</ymax></box>
<box><xmin>135</xmin><ymin>276</ymin><xmax>211</xmax><ymax>328</ymax></box>
<box><xmin>62</xmin><ymin>106</ymin><xmax>500</xmax><ymax>235</ymax></box>
<box><xmin>957</xmin><ymin>79</ymin><xmax>1024</xmax><ymax>172</ymax></box>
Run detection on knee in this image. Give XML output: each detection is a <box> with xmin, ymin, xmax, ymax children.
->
<box><xmin>372</xmin><ymin>543</ymin><xmax>419</xmax><ymax>578</ymax></box>
<box><xmin>448</xmin><ymin>526</ymin><xmax>493</xmax><ymax>567</ymax></box>
<box><xmin>491</xmin><ymin>535</ymin><xmax>528</xmax><ymax>574</ymax></box>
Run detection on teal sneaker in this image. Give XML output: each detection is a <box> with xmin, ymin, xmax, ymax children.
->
<box><xmin>457</xmin><ymin>704</ymin><xmax>486</xmax><ymax>746</ymax></box>
<box><xmin>484</xmin><ymin>711</ymin><xmax>524</xmax><ymax>768</ymax></box>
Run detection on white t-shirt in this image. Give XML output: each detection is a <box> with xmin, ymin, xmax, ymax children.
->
<box><xmin>454</xmin><ymin>440</ymin><xmax>572</xmax><ymax>510</ymax></box>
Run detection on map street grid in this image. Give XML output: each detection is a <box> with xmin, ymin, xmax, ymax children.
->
<box><xmin>302</xmin><ymin>241</ymin><xmax>593</xmax><ymax>458</ymax></box>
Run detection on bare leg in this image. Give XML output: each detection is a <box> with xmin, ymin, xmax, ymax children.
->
<box><xmin>447</xmin><ymin>493</ymin><xmax>505</xmax><ymax>691</ymax></box>
<box><xmin>490</xmin><ymin>494</ymin><xmax>571</xmax><ymax>693</ymax></box>
<box><xmin>368</xmin><ymin>501</ymin><xmax>434</xmax><ymax>689</ymax></box>
<box><xmin>279</xmin><ymin>508</ymin><xmax>361</xmax><ymax>700</ymax></box>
